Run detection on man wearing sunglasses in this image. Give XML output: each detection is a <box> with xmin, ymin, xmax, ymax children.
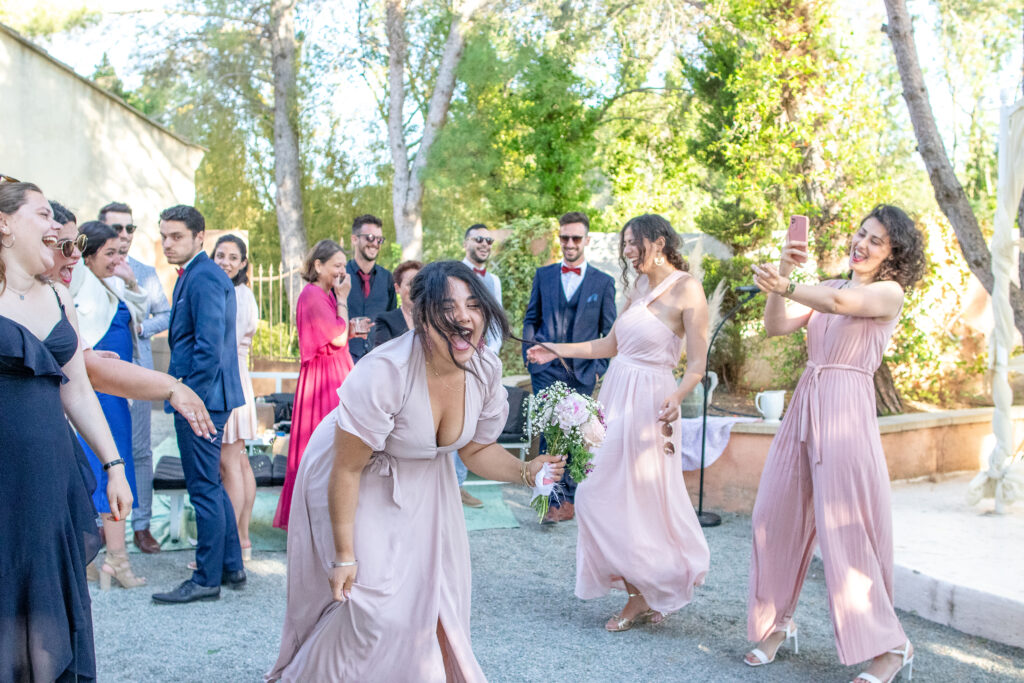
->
<box><xmin>345</xmin><ymin>214</ymin><xmax>397</xmax><ymax>363</ymax></box>
<box><xmin>522</xmin><ymin>212</ymin><xmax>616</xmax><ymax>523</ymax></box>
<box><xmin>99</xmin><ymin>201</ymin><xmax>172</xmax><ymax>555</ymax></box>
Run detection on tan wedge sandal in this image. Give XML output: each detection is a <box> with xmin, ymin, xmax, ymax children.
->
<box><xmin>99</xmin><ymin>550</ymin><xmax>146</xmax><ymax>590</ymax></box>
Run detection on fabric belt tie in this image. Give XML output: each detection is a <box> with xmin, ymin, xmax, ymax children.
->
<box><xmin>801</xmin><ymin>361</ymin><xmax>873</xmax><ymax>465</ymax></box>
<box><xmin>367</xmin><ymin>452</ymin><xmax>402</xmax><ymax>508</ymax></box>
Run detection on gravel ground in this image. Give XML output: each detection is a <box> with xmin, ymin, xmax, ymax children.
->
<box><xmin>93</xmin><ymin>482</ymin><xmax>1024</xmax><ymax>682</ymax></box>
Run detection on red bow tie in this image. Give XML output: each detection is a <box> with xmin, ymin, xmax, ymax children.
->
<box><xmin>561</xmin><ymin>265</ymin><xmax>581</xmax><ymax>275</ymax></box>
<box><xmin>473</xmin><ymin>267</ymin><xmax>487</xmax><ymax>277</ymax></box>
<box><xmin>176</xmin><ymin>267</ymin><xmax>185</xmax><ymax>277</ymax></box>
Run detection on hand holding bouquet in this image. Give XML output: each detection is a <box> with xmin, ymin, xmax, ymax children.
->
<box><xmin>524</xmin><ymin>381</ymin><xmax>607</xmax><ymax>520</ymax></box>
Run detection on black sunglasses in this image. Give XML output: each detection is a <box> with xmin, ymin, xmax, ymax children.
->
<box><xmin>559</xmin><ymin>235</ymin><xmax>584</xmax><ymax>244</ymax></box>
<box><xmin>109</xmin><ymin>223</ymin><xmax>137</xmax><ymax>234</ymax></box>
<box><xmin>52</xmin><ymin>234</ymin><xmax>89</xmax><ymax>257</ymax></box>
<box><xmin>0</xmin><ymin>173</ymin><xmax>20</xmax><ymax>183</ymax></box>
<box><xmin>470</xmin><ymin>236</ymin><xmax>494</xmax><ymax>245</ymax></box>
<box><xmin>356</xmin><ymin>233</ymin><xmax>386</xmax><ymax>245</ymax></box>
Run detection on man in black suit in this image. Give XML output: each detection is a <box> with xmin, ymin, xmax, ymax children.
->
<box><xmin>151</xmin><ymin>205</ymin><xmax>246</xmax><ymax>604</ymax></box>
<box><xmin>345</xmin><ymin>214</ymin><xmax>396</xmax><ymax>362</ymax></box>
<box><xmin>522</xmin><ymin>212</ymin><xmax>617</xmax><ymax>523</ymax></box>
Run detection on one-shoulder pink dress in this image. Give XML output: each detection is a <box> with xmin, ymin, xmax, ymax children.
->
<box><xmin>267</xmin><ymin>333</ymin><xmax>509</xmax><ymax>682</ymax></box>
<box><xmin>575</xmin><ymin>271</ymin><xmax>710</xmax><ymax>614</ymax></box>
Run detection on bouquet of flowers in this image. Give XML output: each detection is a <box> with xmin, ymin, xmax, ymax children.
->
<box><xmin>524</xmin><ymin>381</ymin><xmax>607</xmax><ymax>520</ymax></box>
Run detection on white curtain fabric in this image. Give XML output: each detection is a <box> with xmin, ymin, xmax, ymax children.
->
<box><xmin>968</xmin><ymin>94</ymin><xmax>1024</xmax><ymax>512</ymax></box>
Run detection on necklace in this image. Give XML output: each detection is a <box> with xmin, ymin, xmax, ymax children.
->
<box><xmin>426</xmin><ymin>359</ymin><xmax>466</xmax><ymax>392</ymax></box>
<box><xmin>5</xmin><ymin>281</ymin><xmax>34</xmax><ymax>300</ymax></box>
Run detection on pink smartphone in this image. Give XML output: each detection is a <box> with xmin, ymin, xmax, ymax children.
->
<box><xmin>787</xmin><ymin>215</ymin><xmax>808</xmax><ymax>263</ymax></box>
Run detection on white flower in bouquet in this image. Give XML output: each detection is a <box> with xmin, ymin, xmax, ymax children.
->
<box><xmin>581</xmin><ymin>415</ymin><xmax>606</xmax><ymax>448</ymax></box>
<box><xmin>555</xmin><ymin>393</ymin><xmax>590</xmax><ymax>430</ymax></box>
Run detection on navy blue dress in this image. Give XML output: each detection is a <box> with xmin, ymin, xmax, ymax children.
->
<box><xmin>78</xmin><ymin>301</ymin><xmax>138</xmax><ymax>513</ymax></box>
<box><xmin>0</xmin><ymin>292</ymin><xmax>101</xmax><ymax>682</ymax></box>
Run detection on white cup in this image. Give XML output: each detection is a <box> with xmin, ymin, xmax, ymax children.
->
<box><xmin>755</xmin><ymin>390</ymin><xmax>785</xmax><ymax>423</ymax></box>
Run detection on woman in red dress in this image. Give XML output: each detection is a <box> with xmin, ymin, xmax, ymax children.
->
<box><xmin>274</xmin><ymin>240</ymin><xmax>353</xmax><ymax>529</ymax></box>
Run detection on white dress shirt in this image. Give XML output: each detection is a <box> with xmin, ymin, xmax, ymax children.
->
<box><xmin>462</xmin><ymin>258</ymin><xmax>503</xmax><ymax>355</ymax></box>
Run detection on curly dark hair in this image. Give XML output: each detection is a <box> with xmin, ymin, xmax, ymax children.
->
<box><xmin>859</xmin><ymin>204</ymin><xmax>926</xmax><ymax>290</ymax></box>
<box><xmin>617</xmin><ymin>213</ymin><xmax>688</xmax><ymax>290</ymax></box>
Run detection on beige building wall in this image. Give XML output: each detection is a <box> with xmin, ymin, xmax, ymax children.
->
<box><xmin>0</xmin><ymin>23</ymin><xmax>204</xmax><ymax>291</ymax></box>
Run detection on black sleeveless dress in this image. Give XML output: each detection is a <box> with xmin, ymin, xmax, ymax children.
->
<box><xmin>0</xmin><ymin>293</ymin><xmax>101</xmax><ymax>682</ymax></box>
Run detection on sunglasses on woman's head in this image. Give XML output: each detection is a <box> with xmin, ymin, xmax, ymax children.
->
<box><xmin>559</xmin><ymin>235</ymin><xmax>584</xmax><ymax>244</ymax></box>
<box><xmin>0</xmin><ymin>174</ymin><xmax>20</xmax><ymax>183</ymax></box>
<box><xmin>470</xmin><ymin>236</ymin><xmax>494</xmax><ymax>245</ymax></box>
<box><xmin>109</xmin><ymin>223</ymin><xmax>136</xmax><ymax>234</ymax></box>
<box><xmin>51</xmin><ymin>234</ymin><xmax>89</xmax><ymax>257</ymax></box>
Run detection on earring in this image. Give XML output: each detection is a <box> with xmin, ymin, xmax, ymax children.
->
<box><xmin>1</xmin><ymin>232</ymin><xmax>14</xmax><ymax>249</ymax></box>
<box><xmin>653</xmin><ymin>254</ymin><xmax>665</xmax><ymax>266</ymax></box>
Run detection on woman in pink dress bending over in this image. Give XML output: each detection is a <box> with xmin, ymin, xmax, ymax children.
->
<box><xmin>273</xmin><ymin>240</ymin><xmax>353</xmax><ymax>530</ymax></box>
<box><xmin>528</xmin><ymin>213</ymin><xmax>711</xmax><ymax>631</ymax></box>
<box><xmin>267</xmin><ymin>261</ymin><xmax>565</xmax><ymax>681</ymax></box>
<box><xmin>213</xmin><ymin>235</ymin><xmax>259</xmax><ymax>559</ymax></box>
<box><xmin>745</xmin><ymin>205</ymin><xmax>925</xmax><ymax>683</ymax></box>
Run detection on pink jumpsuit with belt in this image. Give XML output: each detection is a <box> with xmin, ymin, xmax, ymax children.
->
<box><xmin>747</xmin><ymin>281</ymin><xmax>907</xmax><ymax>665</ymax></box>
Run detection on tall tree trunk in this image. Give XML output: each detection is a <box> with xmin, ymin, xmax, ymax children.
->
<box><xmin>387</xmin><ymin>0</ymin><xmax>482</xmax><ymax>259</ymax></box>
<box><xmin>269</xmin><ymin>0</ymin><xmax>307</xmax><ymax>313</ymax></box>
<box><xmin>883</xmin><ymin>0</ymin><xmax>1024</xmax><ymax>339</ymax></box>
<box><xmin>874</xmin><ymin>362</ymin><xmax>903</xmax><ymax>416</ymax></box>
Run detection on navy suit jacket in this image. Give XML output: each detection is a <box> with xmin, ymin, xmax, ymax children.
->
<box><xmin>521</xmin><ymin>262</ymin><xmax>617</xmax><ymax>388</ymax></box>
<box><xmin>166</xmin><ymin>251</ymin><xmax>244</xmax><ymax>414</ymax></box>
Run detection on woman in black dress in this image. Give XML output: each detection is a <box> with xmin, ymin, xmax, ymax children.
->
<box><xmin>0</xmin><ymin>181</ymin><xmax>132</xmax><ymax>682</ymax></box>
<box><xmin>370</xmin><ymin>259</ymin><xmax>422</xmax><ymax>349</ymax></box>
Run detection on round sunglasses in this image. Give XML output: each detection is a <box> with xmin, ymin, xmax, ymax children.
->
<box><xmin>45</xmin><ymin>233</ymin><xmax>89</xmax><ymax>257</ymax></box>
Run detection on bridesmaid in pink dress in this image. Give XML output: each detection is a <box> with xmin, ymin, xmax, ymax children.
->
<box><xmin>745</xmin><ymin>205</ymin><xmax>925</xmax><ymax>683</ymax></box>
<box><xmin>273</xmin><ymin>240</ymin><xmax>354</xmax><ymax>530</ymax></box>
<box><xmin>266</xmin><ymin>261</ymin><xmax>565</xmax><ymax>681</ymax></box>
<box><xmin>527</xmin><ymin>214</ymin><xmax>711</xmax><ymax>631</ymax></box>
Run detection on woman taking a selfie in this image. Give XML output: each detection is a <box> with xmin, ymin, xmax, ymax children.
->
<box><xmin>745</xmin><ymin>205</ymin><xmax>925</xmax><ymax>683</ymax></box>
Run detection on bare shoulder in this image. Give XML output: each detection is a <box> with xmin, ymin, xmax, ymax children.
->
<box><xmin>669</xmin><ymin>271</ymin><xmax>704</xmax><ymax>301</ymax></box>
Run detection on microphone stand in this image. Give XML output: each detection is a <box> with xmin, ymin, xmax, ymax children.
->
<box><xmin>697</xmin><ymin>286</ymin><xmax>760</xmax><ymax>528</ymax></box>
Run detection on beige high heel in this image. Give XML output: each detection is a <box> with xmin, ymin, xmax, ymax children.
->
<box><xmin>605</xmin><ymin>593</ymin><xmax>665</xmax><ymax>632</ymax></box>
<box><xmin>745</xmin><ymin>622</ymin><xmax>799</xmax><ymax>666</ymax></box>
<box><xmin>99</xmin><ymin>550</ymin><xmax>146</xmax><ymax>590</ymax></box>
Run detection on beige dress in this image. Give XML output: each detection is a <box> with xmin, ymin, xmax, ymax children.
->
<box><xmin>223</xmin><ymin>284</ymin><xmax>258</xmax><ymax>443</ymax></box>
<box><xmin>266</xmin><ymin>332</ymin><xmax>509</xmax><ymax>682</ymax></box>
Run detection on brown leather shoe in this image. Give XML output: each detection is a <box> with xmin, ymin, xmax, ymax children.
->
<box><xmin>558</xmin><ymin>501</ymin><xmax>575</xmax><ymax>521</ymax></box>
<box><xmin>133</xmin><ymin>528</ymin><xmax>162</xmax><ymax>554</ymax></box>
<box><xmin>541</xmin><ymin>505</ymin><xmax>559</xmax><ymax>525</ymax></box>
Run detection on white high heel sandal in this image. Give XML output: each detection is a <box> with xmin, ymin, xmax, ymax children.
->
<box><xmin>852</xmin><ymin>641</ymin><xmax>914</xmax><ymax>683</ymax></box>
<box><xmin>744</xmin><ymin>622</ymin><xmax>798</xmax><ymax>667</ymax></box>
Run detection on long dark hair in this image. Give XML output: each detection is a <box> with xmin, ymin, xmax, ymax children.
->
<box><xmin>409</xmin><ymin>261</ymin><xmax>511</xmax><ymax>373</ymax></box>
<box><xmin>213</xmin><ymin>234</ymin><xmax>249</xmax><ymax>286</ymax></box>
<box><xmin>78</xmin><ymin>221</ymin><xmax>119</xmax><ymax>259</ymax></box>
<box><xmin>860</xmin><ymin>204</ymin><xmax>926</xmax><ymax>291</ymax></box>
<box><xmin>618</xmin><ymin>213</ymin><xmax>688</xmax><ymax>291</ymax></box>
<box><xmin>0</xmin><ymin>182</ymin><xmax>44</xmax><ymax>294</ymax></box>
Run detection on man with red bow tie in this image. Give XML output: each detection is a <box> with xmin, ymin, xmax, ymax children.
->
<box><xmin>522</xmin><ymin>212</ymin><xmax>617</xmax><ymax>523</ymax></box>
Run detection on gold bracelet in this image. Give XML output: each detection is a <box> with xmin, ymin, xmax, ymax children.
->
<box><xmin>166</xmin><ymin>377</ymin><xmax>183</xmax><ymax>401</ymax></box>
<box><xmin>520</xmin><ymin>462</ymin><xmax>532</xmax><ymax>487</ymax></box>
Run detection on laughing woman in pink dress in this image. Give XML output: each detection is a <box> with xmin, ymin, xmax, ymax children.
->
<box><xmin>274</xmin><ymin>240</ymin><xmax>353</xmax><ymax>530</ymax></box>
<box><xmin>267</xmin><ymin>261</ymin><xmax>565</xmax><ymax>682</ymax></box>
<box><xmin>528</xmin><ymin>213</ymin><xmax>711</xmax><ymax>632</ymax></box>
<box><xmin>745</xmin><ymin>205</ymin><xmax>925</xmax><ymax>683</ymax></box>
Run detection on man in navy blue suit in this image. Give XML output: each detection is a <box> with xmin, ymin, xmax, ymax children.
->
<box><xmin>522</xmin><ymin>212</ymin><xmax>616</xmax><ymax>524</ymax></box>
<box><xmin>152</xmin><ymin>205</ymin><xmax>246</xmax><ymax>604</ymax></box>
